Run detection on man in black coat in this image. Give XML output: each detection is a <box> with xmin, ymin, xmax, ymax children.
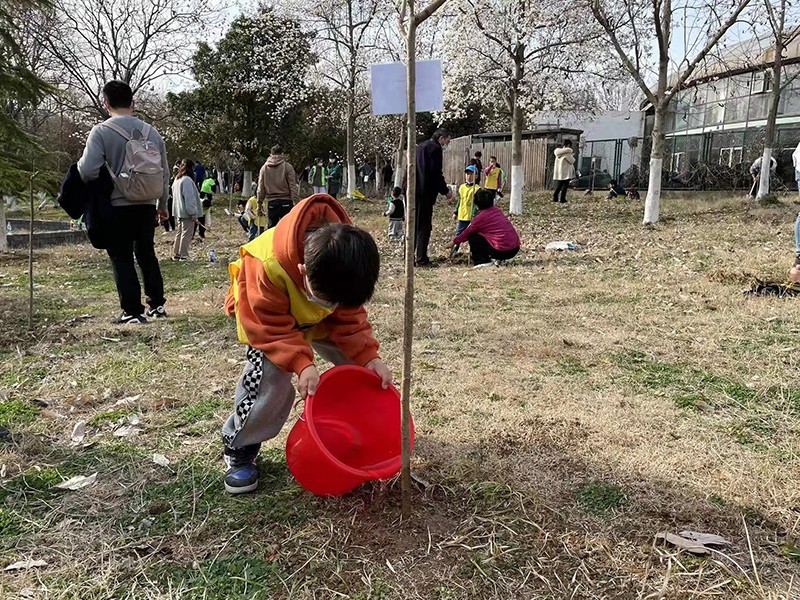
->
<box><xmin>415</xmin><ymin>128</ymin><xmax>453</xmax><ymax>267</ymax></box>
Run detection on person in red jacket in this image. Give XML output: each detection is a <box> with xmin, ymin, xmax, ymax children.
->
<box><xmin>221</xmin><ymin>195</ymin><xmax>392</xmax><ymax>494</ymax></box>
<box><xmin>450</xmin><ymin>189</ymin><xmax>520</xmax><ymax>268</ymax></box>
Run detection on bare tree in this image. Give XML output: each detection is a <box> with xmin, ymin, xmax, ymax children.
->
<box><xmin>755</xmin><ymin>0</ymin><xmax>800</xmax><ymax>199</ymax></box>
<box><xmin>291</xmin><ymin>0</ymin><xmax>388</xmax><ymax>198</ymax></box>
<box><xmin>39</xmin><ymin>0</ymin><xmax>220</xmax><ymax>117</ymax></box>
<box><xmin>588</xmin><ymin>0</ymin><xmax>754</xmax><ymax>223</ymax></box>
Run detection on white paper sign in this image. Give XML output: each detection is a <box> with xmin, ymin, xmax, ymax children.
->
<box><xmin>370</xmin><ymin>60</ymin><xmax>444</xmax><ymax>115</ymax></box>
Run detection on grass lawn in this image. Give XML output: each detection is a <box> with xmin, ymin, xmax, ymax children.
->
<box><xmin>1</xmin><ymin>191</ymin><xmax>800</xmax><ymax>599</ymax></box>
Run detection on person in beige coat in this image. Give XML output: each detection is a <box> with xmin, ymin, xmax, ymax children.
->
<box><xmin>256</xmin><ymin>144</ymin><xmax>299</xmax><ymax>229</ymax></box>
<box><xmin>552</xmin><ymin>139</ymin><xmax>576</xmax><ymax>204</ymax></box>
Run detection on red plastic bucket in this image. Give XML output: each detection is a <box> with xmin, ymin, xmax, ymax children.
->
<box><xmin>286</xmin><ymin>365</ymin><xmax>414</xmax><ymax>496</ymax></box>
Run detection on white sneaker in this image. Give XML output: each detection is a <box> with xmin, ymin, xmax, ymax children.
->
<box><xmin>472</xmin><ymin>262</ymin><xmax>496</xmax><ymax>270</ymax></box>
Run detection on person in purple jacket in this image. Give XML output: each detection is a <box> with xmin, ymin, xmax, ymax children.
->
<box><xmin>450</xmin><ymin>189</ymin><xmax>520</xmax><ymax>268</ymax></box>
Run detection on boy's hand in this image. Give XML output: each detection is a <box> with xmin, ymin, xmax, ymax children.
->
<box><xmin>365</xmin><ymin>358</ymin><xmax>392</xmax><ymax>389</ymax></box>
<box><xmin>298</xmin><ymin>365</ymin><xmax>320</xmax><ymax>398</ymax></box>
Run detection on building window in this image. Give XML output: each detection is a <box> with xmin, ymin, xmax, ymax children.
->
<box><xmin>751</xmin><ymin>70</ymin><xmax>774</xmax><ymax>95</ymax></box>
<box><xmin>719</xmin><ymin>147</ymin><xmax>743</xmax><ymax>166</ymax></box>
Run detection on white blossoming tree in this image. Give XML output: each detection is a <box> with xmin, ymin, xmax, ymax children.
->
<box><xmin>167</xmin><ymin>6</ymin><xmax>313</xmax><ymax>187</ymax></box>
<box><xmin>444</xmin><ymin>0</ymin><xmax>609</xmax><ymax>214</ymax></box>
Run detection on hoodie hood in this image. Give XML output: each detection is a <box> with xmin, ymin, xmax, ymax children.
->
<box><xmin>272</xmin><ymin>194</ymin><xmax>352</xmax><ymax>290</ymax></box>
<box><xmin>267</xmin><ymin>154</ymin><xmax>286</xmax><ymax>167</ymax></box>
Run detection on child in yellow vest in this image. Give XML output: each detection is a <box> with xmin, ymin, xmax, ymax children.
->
<box><xmin>222</xmin><ymin>196</ymin><xmax>391</xmax><ymax>494</ymax></box>
<box><xmin>483</xmin><ymin>156</ymin><xmax>504</xmax><ymax>194</ymax></box>
<box><xmin>451</xmin><ymin>165</ymin><xmax>480</xmax><ymax>257</ymax></box>
<box><xmin>245</xmin><ymin>195</ymin><xmax>268</xmax><ymax>241</ymax></box>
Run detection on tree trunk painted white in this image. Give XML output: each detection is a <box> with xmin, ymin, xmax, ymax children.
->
<box><xmin>757</xmin><ymin>148</ymin><xmax>773</xmax><ymax>199</ymax></box>
<box><xmin>242</xmin><ymin>170</ymin><xmax>253</xmax><ymax>198</ymax></box>
<box><xmin>510</xmin><ymin>165</ymin><xmax>523</xmax><ymax>214</ymax></box>
<box><xmin>394</xmin><ymin>122</ymin><xmax>406</xmax><ymax>188</ymax></box>
<box><xmin>0</xmin><ymin>200</ymin><xmax>7</xmax><ymax>253</ymax></box>
<box><xmin>346</xmin><ymin>111</ymin><xmax>356</xmax><ymax>199</ymax></box>
<box><xmin>375</xmin><ymin>152</ymin><xmax>380</xmax><ymax>195</ymax></box>
<box><xmin>509</xmin><ymin>45</ymin><xmax>524</xmax><ymax>215</ymax></box>
<box><xmin>643</xmin><ymin>107</ymin><xmax>665</xmax><ymax>224</ymax></box>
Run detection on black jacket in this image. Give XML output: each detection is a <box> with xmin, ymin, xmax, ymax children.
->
<box><xmin>57</xmin><ymin>163</ymin><xmax>114</xmax><ymax>249</ymax></box>
<box><xmin>416</xmin><ymin>139</ymin><xmax>449</xmax><ymax>202</ymax></box>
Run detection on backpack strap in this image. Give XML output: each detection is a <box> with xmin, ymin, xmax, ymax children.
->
<box><xmin>101</xmin><ymin>120</ymin><xmax>131</xmax><ymax>141</ymax></box>
<box><xmin>133</xmin><ymin>123</ymin><xmax>152</xmax><ymax>142</ymax></box>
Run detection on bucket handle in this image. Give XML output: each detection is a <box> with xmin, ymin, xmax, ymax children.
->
<box><xmin>293</xmin><ymin>398</ymin><xmax>306</xmax><ymax>422</ymax></box>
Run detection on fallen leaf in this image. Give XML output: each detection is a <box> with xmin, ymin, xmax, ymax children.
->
<box><xmin>54</xmin><ymin>473</ymin><xmax>97</xmax><ymax>491</ymax></box>
<box><xmin>70</xmin><ymin>422</ymin><xmax>86</xmax><ymax>443</ymax></box>
<box><xmin>127</xmin><ymin>414</ymin><xmax>141</xmax><ymax>426</ymax></box>
<box><xmin>152</xmin><ymin>453</ymin><xmax>170</xmax><ymax>467</ymax></box>
<box><xmin>100</xmin><ymin>337</ymin><xmax>121</xmax><ymax>343</ymax></box>
<box><xmin>655</xmin><ymin>532</ymin><xmax>710</xmax><ymax>555</ymax></box>
<box><xmin>410</xmin><ymin>471</ymin><xmax>432</xmax><ymax>490</ymax></box>
<box><xmin>679</xmin><ymin>531</ymin><xmax>732</xmax><ymax>547</ymax></box>
<box><xmin>4</xmin><ymin>559</ymin><xmax>48</xmax><ymax>571</ymax></box>
<box><xmin>113</xmin><ymin>426</ymin><xmax>140</xmax><ymax>437</ymax></box>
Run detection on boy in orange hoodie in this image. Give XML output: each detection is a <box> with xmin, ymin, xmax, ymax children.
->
<box><xmin>222</xmin><ymin>194</ymin><xmax>391</xmax><ymax>494</ymax></box>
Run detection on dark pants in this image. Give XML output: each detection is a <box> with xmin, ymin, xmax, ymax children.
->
<box><xmin>161</xmin><ymin>215</ymin><xmax>175</xmax><ymax>231</ymax></box>
<box><xmin>237</xmin><ymin>214</ymin><xmax>249</xmax><ymax>233</ymax></box>
<box><xmin>267</xmin><ymin>199</ymin><xmax>293</xmax><ymax>229</ymax></box>
<box><xmin>468</xmin><ymin>233</ymin><xmax>519</xmax><ymax>265</ymax></box>
<box><xmin>327</xmin><ymin>182</ymin><xmax>341</xmax><ymax>198</ymax></box>
<box><xmin>553</xmin><ymin>179</ymin><xmax>570</xmax><ymax>203</ymax></box>
<box><xmin>105</xmin><ymin>205</ymin><xmax>165</xmax><ymax>316</ymax></box>
<box><xmin>194</xmin><ymin>215</ymin><xmax>207</xmax><ymax>239</ymax></box>
<box><xmin>414</xmin><ymin>197</ymin><xmax>435</xmax><ymax>264</ymax></box>
<box><xmin>453</xmin><ymin>219</ymin><xmax>471</xmax><ymax>251</ymax></box>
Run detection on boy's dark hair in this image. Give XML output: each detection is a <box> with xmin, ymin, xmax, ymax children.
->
<box><xmin>563</xmin><ymin>139</ymin><xmax>573</xmax><ymax>148</ymax></box>
<box><xmin>102</xmin><ymin>80</ymin><xmax>134</xmax><ymax>109</ymax></box>
<box><xmin>271</xmin><ymin>144</ymin><xmax>283</xmax><ymax>155</ymax></box>
<box><xmin>237</xmin><ymin>199</ymin><xmax>246</xmax><ymax>206</ymax></box>
<box><xmin>305</xmin><ymin>224</ymin><xmax>380</xmax><ymax>308</ymax></box>
<box><xmin>609</xmin><ymin>179</ymin><xmax>617</xmax><ymax>185</ymax></box>
<box><xmin>489</xmin><ymin>155</ymin><xmax>497</xmax><ymax>161</ymax></box>
<box><xmin>392</xmin><ymin>186</ymin><xmax>403</xmax><ymax>198</ymax></box>
<box><xmin>475</xmin><ymin>151</ymin><xmax>482</xmax><ymax>158</ymax></box>
<box><xmin>474</xmin><ymin>189</ymin><xmax>495</xmax><ymax>211</ymax></box>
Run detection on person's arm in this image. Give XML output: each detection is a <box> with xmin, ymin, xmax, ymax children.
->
<box><xmin>181</xmin><ymin>179</ymin><xmax>202</xmax><ymax>218</ymax></box>
<box><xmin>498</xmin><ymin>170</ymin><xmax>504</xmax><ymax>190</ymax></box>
<box><xmin>453</xmin><ymin>190</ymin><xmax>461</xmax><ymax>216</ymax></box>
<box><xmin>76</xmin><ymin>125</ymin><xmax>104</xmax><ymax>183</ymax></box>
<box><xmin>308</xmin><ymin>167</ymin><xmax>314</xmax><ymax>184</ymax></box>
<box><xmin>325</xmin><ymin>306</ymin><xmax>381</xmax><ymax>367</ymax></box>
<box><xmin>257</xmin><ymin>164</ymin><xmax>267</xmax><ymax>203</ymax></box>
<box><xmin>158</xmin><ymin>137</ymin><xmax>169</xmax><ymax>212</ymax></box>
<box><xmin>430</xmin><ymin>145</ymin><xmax>449</xmax><ymax>196</ymax></box>
<box><xmin>286</xmin><ymin>163</ymin><xmax>299</xmax><ymax>203</ymax></box>
<box><xmin>245</xmin><ymin>200</ymin><xmax>257</xmax><ymax>221</ymax></box>
<box><xmin>225</xmin><ymin>254</ymin><xmax>315</xmax><ymax>375</ymax></box>
<box><xmin>453</xmin><ymin>211</ymin><xmax>484</xmax><ymax>245</ymax></box>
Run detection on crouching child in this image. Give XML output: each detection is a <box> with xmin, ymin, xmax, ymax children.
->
<box><xmin>450</xmin><ymin>189</ymin><xmax>520</xmax><ymax>268</ymax></box>
<box><xmin>222</xmin><ymin>195</ymin><xmax>392</xmax><ymax>494</ymax></box>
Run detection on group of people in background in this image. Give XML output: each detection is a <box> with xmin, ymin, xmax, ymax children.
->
<box><xmin>163</xmin><ymin>159</ymin><xmax>219</xmax><ymax>261</ymax></box>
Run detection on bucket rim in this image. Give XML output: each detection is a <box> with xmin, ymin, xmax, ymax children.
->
<box><xmin>305</xmin><ymin>365</ymin><xmax>403</xmax><ymax>479</ymax></box>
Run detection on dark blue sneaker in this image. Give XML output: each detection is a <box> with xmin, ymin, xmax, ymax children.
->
<box><xmin>224</xmin><ymin>444</ymin><xmax>260</xmax><ymax>494</ymax></box>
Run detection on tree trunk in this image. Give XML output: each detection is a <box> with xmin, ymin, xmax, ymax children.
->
<box><xmin>644</xmin><ymin>105</ymin><xmax>665</xmax><ymax>224</ymax></box>
<box><xmin>394</xmin><ymin>120</ymin><xmax>407</xmax><ymax>188</ymax></box>
<box><xmin>758</xmin><ymin>47</ymin><xmax>783</xmax><ymax>199</ymax></box>
<box><xmin>242</xmin><ymin>171</ymin><xmax>253</xmax><ymax>198</ymax></box>
<box><xmin>509</xmin><ymin>46</ymin><xmax>525</xmax><ymax>215</ymax></box>
<box><xmin>346</xmin><ymin>109</ymin><xmax>356</xmax><ymax>199</ymax></box>
<box><xmin>375</xmin><ymin>152</ymin><xmax>380</xmax><ymax>195</ymax></box>
<box><xmin>401</xmin><ymin>7</ymin><xmax>418</xmax><ymax>521</ymax></box>
<box><xmin>0</xmin><ymin>200</ymin><xmax>7</xmax><ymax>253</ymax></box>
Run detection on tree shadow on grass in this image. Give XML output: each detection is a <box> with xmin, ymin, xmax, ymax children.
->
<box><xmin>3</xmin><ymin>427</ymin><xmax>798</xmax><ymax>599</ymax></box>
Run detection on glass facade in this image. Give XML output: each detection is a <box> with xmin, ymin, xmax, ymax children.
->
<box><xmin>656</xmin><ymin>63</ymin><xmax>800</xmax><ymax>190</ymax></box>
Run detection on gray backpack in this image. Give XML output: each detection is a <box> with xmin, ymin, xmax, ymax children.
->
<box><xmin>102</xmin><ymin>121</ymin><xmax>164</xmax><ymax>202</ymax></box>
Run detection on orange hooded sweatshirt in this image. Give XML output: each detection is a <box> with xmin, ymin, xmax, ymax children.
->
<box><xmin>225</xmin><ymin>195</ymin><xmax>380</xmax><ymax>376</ymax></box>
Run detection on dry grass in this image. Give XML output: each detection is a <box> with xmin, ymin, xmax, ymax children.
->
<box><xmin>1</xmin><ymin>191</ymin><xmax>800</xmax><ymax>599</ymax></box>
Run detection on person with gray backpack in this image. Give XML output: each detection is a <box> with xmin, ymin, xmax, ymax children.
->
<box><xmin>77</xmin><ymin>80</ymin><xmax>171</xmax><ymax>324</ymax></box>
